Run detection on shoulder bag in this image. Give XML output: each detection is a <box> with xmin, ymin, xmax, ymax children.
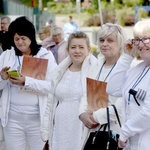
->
<box><xmin>83</xmin><ymin>105</ymin><xmax>122</xmax><ymax>150</ymax></box>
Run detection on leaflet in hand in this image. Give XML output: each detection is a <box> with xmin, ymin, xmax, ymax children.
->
<box><xmin>21</xmin><ymin>56</ymin><xmax>48</xmax><ymax>80</ymax></box>
<box><xmin>87</xmin><ymin>77</ymin><xmax>108</xmax><ymax>112</ymax></box>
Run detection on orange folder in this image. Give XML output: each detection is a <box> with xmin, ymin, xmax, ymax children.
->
<box><xmin>21</xmin><ymin>56</ymin><xmax>48</xmax><ymax>80</ymax></box>
<box><xmin>87</xmin><ymin>77</ymin><xmax>108</xmax><ymax>112</ymax></box>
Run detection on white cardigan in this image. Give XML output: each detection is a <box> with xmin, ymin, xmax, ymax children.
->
<box><xmin>40</xmin><ymin>53</ymin><xmax>97</xmax><ymax>149</ymax></box>
<box><xmin>107</xmin><ymin>53</ymin><xmax>150</xmax><ymax>150</ymax></box>
<box><xmin>0</xmin><ymin>47</ymin><xmax>57</xmax><ymax>127</ymax></box>
<box><xmin>79</xmin><ymin>57</ymin><xmax>123</xmax><ymax>150</ymax></box>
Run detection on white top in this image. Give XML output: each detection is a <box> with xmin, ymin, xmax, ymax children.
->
<box><xmin>79</xmin><ymin>58</ymin><xmax>122</xmax><ymax>150</ymax></box>
<box><xmin>52</xmin><ymin>68</ymin><xmax>82</xmax><ymax>150</ymax></box>
<box><xmin>10</xmin><ymin>56</ymin><xmax>38</xmax><ymax>114</ymax></box>
<box><xmin>0</xmin><ymin>47</ymin><xmax>57</xmax><ymax>127</ymax></box>
<box><xmin>107</xmin><ymin>53</ymin><xmax>150</xmax><ymax>150</ymax></box>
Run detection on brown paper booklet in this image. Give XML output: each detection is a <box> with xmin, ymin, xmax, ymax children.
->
<box><xmin>21</xmin><ymin>56</ymin><xmax>48</xmax><ymax>80</ymax></box>
<box><xmin>87</xmin><ymin>77</ymin><xmax>108</xmax><ymax>112</ymax></box>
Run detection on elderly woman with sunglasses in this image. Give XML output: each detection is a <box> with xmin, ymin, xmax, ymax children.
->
<box><xmin>107</xmin><ymin>19</ymin><xmax>150</xmax><ymax>150</ymax></box>
<box><xmin>79</xmin><ymin>23</ymin><xmax>127</xmax><ymax>150</ymax></box>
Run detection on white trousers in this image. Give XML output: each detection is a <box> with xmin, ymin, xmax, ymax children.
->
<box><xmin>0</xmin><ymin>141</ymin><xmax>6</xmax><ymax>150</ymax></box>
<box><xmin>3</xmin><ymin>110</ymin><xmax>45</xmax><ymax>150</ymax></box>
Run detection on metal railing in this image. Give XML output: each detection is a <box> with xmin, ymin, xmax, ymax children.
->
<box><xmin>3</xmin><ymin>0</ymin><xmax>55</xmax><ymax>31</ymax></box>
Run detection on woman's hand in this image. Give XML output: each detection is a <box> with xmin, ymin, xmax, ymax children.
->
<box><xmin>124</xmin><ymin>39</ymin><xmax>135</xmax><ymax>57</ymax></box>
<box><xmin>79</xmin><ymin>112</ymin><xmax>99</xmax><ymax>129</ymax></box>
<box><xmin>9</xmin><ymin>74</ymin><xmax>25</xmax><ymax>86</ymax></box>
<box><xmin>118</xmin><ymin>139</ymin><xmax>127</xmax><ymax>149</ymax></box>
<box><xmin>0</xmin><ymin>67</ymin><xmax>10</xmax><ymax>80</ymax></box>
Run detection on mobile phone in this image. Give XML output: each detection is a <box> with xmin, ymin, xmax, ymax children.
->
<box><xmin>7</xmin><ymin>70</ymin><xmax>20</xmax><ymax>77</ymax></box>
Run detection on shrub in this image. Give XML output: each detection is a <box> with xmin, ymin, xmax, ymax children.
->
<box><xmin>91</xmin><ymin>45</ymin><xmax>99</xmax><ymax>58</ymax></box>
<box><xmin>116</xmin><ymin>7</ymin><xmax>134</xmax><ymax>26</ymax></box>
<box><xmin>47</xmin><ymin>2</ymin><xmax>76</xmax><ymax>14</ymax></box>
<box><xmin>136</xmin><ymin>8</ymin><xmax>149</xmax><ymax>21</ymax></box>
<box><xmin>84</xmin><ymin>16</ymin><xmax>100</xmax><ymax>26</ymax></box>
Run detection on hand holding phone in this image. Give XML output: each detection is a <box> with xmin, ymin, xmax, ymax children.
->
<box><xmin>7</xmin><ymin>70</ymin><xmax>20</xmax><ymax>77</ymax></box>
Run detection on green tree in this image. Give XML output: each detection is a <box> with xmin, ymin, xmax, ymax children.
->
<box><xmin>91</xmin><ymin>0</ymin><xmax>98</xmax><ymax>9</ymax></box>
<box><xmin>122</xmin><ymin>0</ymin><xmax>144</xmax><ymax>7</ymax></box>
<box><xmin>136</xmin><ymin>7</ymin><xmax>148</xmax><ymax>21</ymax></box>
<box><xmin>114</xmin><ymin>0</ymin><xmax>123</xmax><ymax>4</ymax></box>
<box><xmin>20</xmin><ymin>0</ymin><xmax>49</xmax><ymax>9</ymax></box>
<box><xmin>142</xmin><ymin>0</ymin><xmax>150</xmax><ymax>5</ymax></box>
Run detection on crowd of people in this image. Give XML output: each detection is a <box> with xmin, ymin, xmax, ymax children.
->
<box><xmin>0</xmin><ymin>14</ymin><xmax>150</xmax><ymax>150</ymax></box>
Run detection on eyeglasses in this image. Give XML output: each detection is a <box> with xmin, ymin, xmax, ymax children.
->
<box><xmin>132</xmin><ymin>37</ymin><xmax>150</xmax><ymax>46</ymax></box>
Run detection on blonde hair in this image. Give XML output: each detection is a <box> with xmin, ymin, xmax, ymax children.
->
<box><xmin>39</xmin><ymin>26</ymin><xmax>51</xmax><ymax>36</ymax></box>
<box><xmin>97</xmin><ymin>23</ymin><xmax>127</xmax><ymax>54</ymax></box>
<box><xmin>67</xmin><ymin>31</ymin><xmax>91</xmax><ymax>52</ymax></box>
<box><xmin>133</xmin><ymin>19</ymin><xmax>150</xmax><ymax>38</ymax></box>
<box><xmin>132</xmin><ymin>20</ymin><xmax>150</xmax><ymax>59</ymax></box>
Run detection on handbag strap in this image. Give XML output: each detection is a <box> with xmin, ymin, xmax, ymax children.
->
<box><xmin>111</xmin><ymin>104</ymin><xmax>121</xmax><ymax>127</ymax></box>
<box><xmin>92</xmin><ymin>106</ymin><xmax>121</xmax><ymax>147</ymax></box>
<box><xmin>106</xmin><ymin>105</ymin><xmax>122</xmax><ymax>149</ymax></box>
<box><xmin>106</xmin><ymin>107</ymin><xmax>111</xmax><ymax>147</ymax></box>
<box><xmin>92</xmin><ymin>123</ymin><xmax>107</xmax><ymax>144</ymax></box>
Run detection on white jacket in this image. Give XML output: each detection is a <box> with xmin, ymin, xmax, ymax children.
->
<box><xmin>79</xmin><ymin>57</ymin><xmax>122</xmax><ymax>150</ymax></box>
<box><xmin>40</xmin><ymin>53</ymin><xmax>97</xmax><ymax>149</ymax></box>
<box><xmin>107</xmin><ymin>53</ymin><xmax>150</xmax><ymax>150</ymax></box>
<box><xmin>0</xmin><ymin>47</ymin><xmax>57</xmax><ymax>127</ymax></box>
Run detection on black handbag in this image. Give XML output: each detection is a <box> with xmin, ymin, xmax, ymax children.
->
<box><xmin>42</xmin><ymin>140</ymin><xmax>49</xmax><ymax>150</ymax></box>
<box><xmin>83</xmin><ymin>105</ymin><xmax>122</xmax><ymax>150</ymax></box>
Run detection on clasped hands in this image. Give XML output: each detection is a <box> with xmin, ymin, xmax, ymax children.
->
<box><xmin>79</xmin><ymin>111</ymin><xmax>99</xmax><ymax>129</ymax></box>
<box><xmin>0</xmin><ymin>66</ymin><xmax>25</xmax><ymax>86</ymax></box>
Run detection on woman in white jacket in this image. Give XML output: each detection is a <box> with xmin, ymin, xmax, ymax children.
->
<box><xmin>79</xmin><ymin>23</ymin><xmax>127</xmax><ymax>150</ymax></box>
<box><xmin>0</xmin><ymin>16</ymin><xmax>57</xmax><ymax>150</ymax></box>
<box><xmin>107</xmin><ymin>20</ymin><xmax>150</xmax><ymax>150</ymax></box>
<box><xmin>41</xmin><ymin>31</ymin><xmax>97</xmax><ymax>150</ymax></box>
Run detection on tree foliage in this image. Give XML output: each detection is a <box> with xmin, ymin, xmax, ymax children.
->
<box><xmin>136</xmin><ymin>7</ymin><xmax>149</xmax><ymax>20</ymax></box>
<box><xmin>91</xmin><ymin>0</ymin><xmax>98</xmax><ymax>9</ymax></box>
<box><xmin>20</xmin><ymin>0</ymin><xmax>49</xmax><ymax>8</ymax></box>
<box><xmin>122</xmin><ymin>0</ymin><xmax>144</xmax><ymax>7</ymax></box>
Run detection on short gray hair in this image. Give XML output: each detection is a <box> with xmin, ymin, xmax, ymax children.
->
<box><xmin>97</xmin><ymin>23</ymin><xmax>127</xmax><ymax>55</ymax></box>
<box><xmin>1</xmin><ymin>16</ymin><xmax>11</xmax><ymax>23</ymax></box>
<box><xmin>133</xmin><ymin>19</ymin><xmax>150</xmax><ymax>38</ymax></box>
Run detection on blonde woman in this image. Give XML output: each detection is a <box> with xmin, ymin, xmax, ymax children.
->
<box><xmin>79</xmin><ymin>23</ymin><xmax>127</xmax><ymax>150</ymax></box>
<box><xmin>107</xmin><ymin>19</ymin><xmax>150</xmax><ymax>150</ymax></box>
<box><xmin>41</xmin><ymin>31</ymin><xmax>97</xmax><ymax>150</ymax></box>
<box><xmin>38</xmin><ymin>26</ymin><xmax>55</xmax><ymax>49</ymax></box>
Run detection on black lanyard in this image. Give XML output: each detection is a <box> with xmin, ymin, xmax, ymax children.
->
<box><xmin>97</xmin><ymin>62</ymin><xmax>116</xmax><ymax>81</ymax></box>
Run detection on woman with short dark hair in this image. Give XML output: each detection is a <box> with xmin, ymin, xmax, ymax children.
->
<box><xmin>0</xmin><ymin>16</ymin><xmax>57</xmax><ymax>150</ymax></box>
